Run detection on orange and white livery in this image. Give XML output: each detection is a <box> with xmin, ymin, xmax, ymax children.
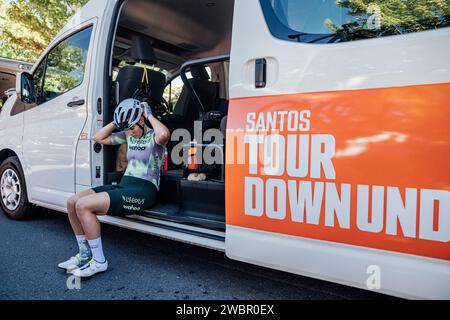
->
<box><xmin>226</xmin><ymin>0</ymin><xmax>450</xmax><ymax>299</ymax></box>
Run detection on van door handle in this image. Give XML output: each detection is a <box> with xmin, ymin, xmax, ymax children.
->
<box><xmin>67</xmin><ymin>99</ymin><xmax>85</xmax><ymax>107</ymax></box>
<box><xmin>255</xmin><ymin>58</ymin><xmax>266</xmax><ymax>88</ymax></box>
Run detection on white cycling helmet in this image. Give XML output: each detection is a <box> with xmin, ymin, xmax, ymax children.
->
<box><xmin>113</xmin><ymin>98</ymin><xmax>143</xmax><ymax>130</ymax></box>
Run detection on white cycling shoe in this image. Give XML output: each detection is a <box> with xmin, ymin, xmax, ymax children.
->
<box><xmin>71</xmin><ymin>259</ymin><xmax>108</xmax><ymax>278</ymax></box>
<box><xmin>58</xmin><ymin>253</ymin><xmax>91</xmax><ymax>272</ymax></box>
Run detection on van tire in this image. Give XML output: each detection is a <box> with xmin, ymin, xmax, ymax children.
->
<box><xmin>0</xmin><ymin>156</ymin><xmax>35</xmax><ymax>220</ymax></box>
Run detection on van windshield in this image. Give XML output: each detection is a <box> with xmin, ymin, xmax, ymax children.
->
<box><xmin>266</xmin><ymin>0</ymin><xmax>450</xmax><ymax>43</ymax></box>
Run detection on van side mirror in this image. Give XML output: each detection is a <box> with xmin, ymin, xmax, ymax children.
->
<box><xmin>16</xmin><ymin>72</ymin><xmax>36</xmax><ymax>104</ymax></box>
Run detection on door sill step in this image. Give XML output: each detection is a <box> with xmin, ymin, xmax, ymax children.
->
<box><xmin>97</xmin><ymin>215</ymin><xmax>225</xmax><ymax>251</ymax></box>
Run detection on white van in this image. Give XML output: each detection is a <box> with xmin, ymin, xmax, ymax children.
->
<box><xmin>0</xmin><ymin>0</ymin><xmax>448</xmax><ymax>299</ymax></box>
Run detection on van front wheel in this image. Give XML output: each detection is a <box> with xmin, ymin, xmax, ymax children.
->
<box><xmin>0</xmin><ymin>156</ymin><xmax>34</xmax><ymax>220</ymax></box>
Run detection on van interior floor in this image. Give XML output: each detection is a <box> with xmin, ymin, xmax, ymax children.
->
<box><xmin>138</xmin><ymin>169</ymin><xmax>225</xmax><ymax>232</ymax></box>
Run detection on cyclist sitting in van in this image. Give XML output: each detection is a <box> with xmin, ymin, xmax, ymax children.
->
<box><xmin>58</xmin><ymin>98</ymin><xmax>170</xmax><ymax>277</ymax></box>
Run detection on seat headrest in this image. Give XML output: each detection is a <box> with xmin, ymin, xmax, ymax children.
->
<box><xmin>116</xmin><ymin>66</ymin><xmax>166</xmax><ymax>103</ymax></box>
<box><xmin>130</xmin><ymin>36</ymin><xmax>157</xmax><ymax>65</ymax></box>
<box><xmin>190</xmin><ymin>65</ymin><xmax>210</xmax><ymax>80</ymax></box>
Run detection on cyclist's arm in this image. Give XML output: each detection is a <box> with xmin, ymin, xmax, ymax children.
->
<box><xmin>147</xmin><ymin>114</ymin><xmax>170</xmax><ymax>145</ymax></box>
<box><xmin>93</xmin><ymin>122</ymin><xmax>122</xmax><ymax>145</ymax></box>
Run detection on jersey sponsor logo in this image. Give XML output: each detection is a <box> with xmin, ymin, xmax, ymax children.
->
<box><xmin>226</xmin><ymin>83</ymin><xmax>450</xmax><ymax>261</ymax></box>
<box><xmin>129</xmin><ymin>135</ymin><xmax>151</xmax><ymax>145</ymax></box>
<box><xmin>123</xmin><ymin>204</ymin><xmax>141</xmax><ymax>211</ymax></box>
<box><xmin>122</xmin><ymin>195</ymin><xmax>145</xmax><ymax>205</ymax></box>
<box><xmin>128</xmin><ymin>134</ymin><xmax>151</xmax><ymax>151</ymax></box>
<box><xmin>129</xmin><ymin>146</ymin><xmax>146</xmax><ymax>151</ymax></box>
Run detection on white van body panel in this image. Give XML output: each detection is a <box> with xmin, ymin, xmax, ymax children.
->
<box><xmin>75</xmin><ymin>139</ymin><xmax>92</xmax><ymax>188</ymax></box>
<box><xmin>227</xmin><ymin>226</ymin><xmax>450</xmax><ymax>299</ymax></box>
<box><xmin>226</xmin><ymin>0</ymin><xmax>450</xmax><ymax>299</ymax></box>
<box><xmin>0</xmin><ymin>94</ymin><xmax>28</xmax><ymax>194</ymax></box>
<box><xmin>229</xmin><ymin>2</ymin><xmax>450</xmax><ymax>99</ymax></box>
<box><xmin>0</xmin><ymin>94</ymin><xmax>23</xmax><ymax>142</ymax></box>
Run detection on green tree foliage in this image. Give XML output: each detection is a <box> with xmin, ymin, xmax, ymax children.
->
<box><xmin>0</xmin><ymin>0</ymin><xmax>89</xmax><ymax>62</ymax></box>
<box><xmin>325</xmin><ymin>0</ymin><xmax>450</xmax><ymax>35</ymax></box>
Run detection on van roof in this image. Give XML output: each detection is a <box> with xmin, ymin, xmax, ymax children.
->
<box><xmin>55</xmin><ymin>0</ymin><xmax>113</xmax><ymax>40</ymax></box>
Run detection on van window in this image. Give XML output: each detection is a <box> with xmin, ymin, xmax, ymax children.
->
<box><xmin>165</xmin><ymin>67</ymin><xmax>212</xmax><ymax>112</ymax></box>
<box><xmin>260</xmin><ymin>0</ymin><xmax>450</xmax><ymax>43</ymax></box>
<box><xmin>41</xmin><ymin>26</ymin><xmax>93</xmax><ymax>103</ymax></box>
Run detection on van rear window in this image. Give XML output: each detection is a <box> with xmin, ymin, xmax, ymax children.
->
<box><xmin>260</xmin><ymin>0</ymin><xmax>450</xmax><ymax>43</ymax></box>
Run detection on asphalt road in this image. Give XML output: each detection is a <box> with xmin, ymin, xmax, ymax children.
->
<box><xmin>0</xmin><ymin>208</ymin><xmax>392</xmax><ymax>300</ymax></box>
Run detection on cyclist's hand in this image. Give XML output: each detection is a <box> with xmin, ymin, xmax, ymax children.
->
<box><xmin>141</xmin><ymin>101</ymin><xmax>153</xmax><ymax>119</ymax></box>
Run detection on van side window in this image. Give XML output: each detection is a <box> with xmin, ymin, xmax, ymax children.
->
<box><xmin>164</xmin><ymin>75</ymin><xmax>182</xmax><ymax>112</ymax></box>
<box><xmin>165</xmin><ymin>68</ymin><xmax>212</xmax><ymax>112</ymax></box>
<box><xmin>41</xmin><ymin>27</ymin><xmax>93</xmax><ymax>103</ymax></box>
<box><xmin>260</xmin><ymin>0</ymin><xmax>450</xmax><ymax>44</ymax></box>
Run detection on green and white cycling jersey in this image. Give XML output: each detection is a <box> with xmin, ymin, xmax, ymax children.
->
<box><xmin>110</xmin><ymin>129</ymin><xmax>165</xmax><ymax>190</ymax></box>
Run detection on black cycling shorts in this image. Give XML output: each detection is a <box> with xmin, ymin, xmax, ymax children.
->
<box><xmin>92</xmin><ymin>175</ymin><xmax>157</xmax><ymax>216</ymax></box>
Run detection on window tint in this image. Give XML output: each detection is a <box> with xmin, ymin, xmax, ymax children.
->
<box><xmin>260</xmin><ymin>0</ymin><xmax>450</xmax><ymax>43</ymax></box>
<box><xmin>41</xmin><ymin>27</ymin><xmax>93</xmax><ymax>102</ymax></box>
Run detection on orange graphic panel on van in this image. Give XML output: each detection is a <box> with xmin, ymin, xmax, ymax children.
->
<box><xmin>225</xmin><ymin>82</ymin><xmax>450</xmax><ymax>261</ymax></box>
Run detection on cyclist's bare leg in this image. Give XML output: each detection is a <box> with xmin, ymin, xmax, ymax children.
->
<box><xmin>67</xmin><ymin>188</ymin><xmax>96</xmax><ymax>235</ymax></box>
<box><xmin>75</xmin><ymin>192</ymin><xmax>110</xmax><ymax>240</ymax></box>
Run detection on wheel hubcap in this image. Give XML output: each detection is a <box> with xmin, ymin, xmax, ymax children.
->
<box><xmin>1</xmin><ymin>168</ymin><xmax>21</xmax><ymax>211</ymax></box>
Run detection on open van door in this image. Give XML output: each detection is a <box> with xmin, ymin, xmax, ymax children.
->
<box><xmin>20</xmin><ymin>0</ymin><xmax>115</xmax><ymax>208</ymax></box>
<box><xmin>225</xmin><ymin>0</ymin><xmax>450</xmax><ymax>299</ymax></box>
<box><xmin>21</xmin><ymin>23</ymin><xmax>95</xmax><ymax>208</ymax></box>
